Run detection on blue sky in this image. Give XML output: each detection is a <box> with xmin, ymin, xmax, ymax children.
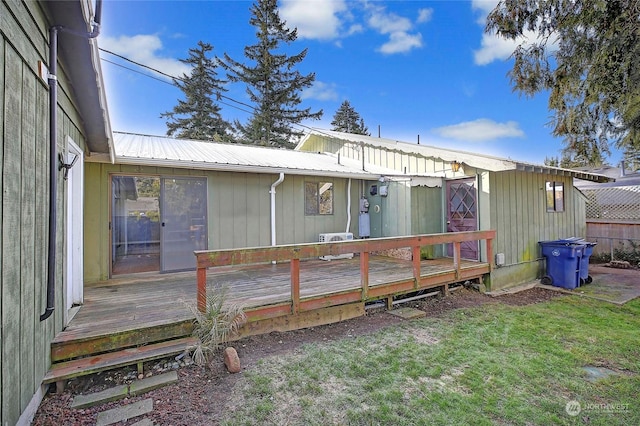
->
<box><xmin>99</xmin><ymin>0</ymin><xmax>623</xmax><ymax>166</ymax></box>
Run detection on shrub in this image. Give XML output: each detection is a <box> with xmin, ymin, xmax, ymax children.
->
<box><xmin>188</xmin><ymin>287</ymin><xmax>246</xmax><ymax>366</ymax></box>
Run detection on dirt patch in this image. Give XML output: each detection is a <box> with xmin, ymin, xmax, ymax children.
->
<box><xmin>32</xmin><ymin>287</ymin><xmax>564</xmax><ymax>426</ymax></box>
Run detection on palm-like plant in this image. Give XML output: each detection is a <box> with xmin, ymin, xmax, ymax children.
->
<box><xmin>188</xmin><ymin>287</ymin><xmax>246</xmax><ymax>366</ymax></box>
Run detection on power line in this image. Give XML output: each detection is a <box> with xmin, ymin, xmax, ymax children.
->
<box><xmin>100</xmin><ymin>47</ymin><xmax>257</xmax><ymax>113</ymax></box>
<box><xmin>99</xmin><ymin>47</ymin><xmax>334</xmax><ymax>138</ymax></box>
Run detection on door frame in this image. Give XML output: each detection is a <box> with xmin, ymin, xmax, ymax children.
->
<box><xmin>445</xmin><ymin>176</ymin><xmax>479</xmax><ymax>261</ymax></box>
<box><xmin>108</xmin><ymin>173</ymin><xmax>208</xmax><ymax>276</ymax></box>
<box><xmin>65</xmin><ymin>137</ymin><xmax>84</xmax><ymax>325</ymax></box>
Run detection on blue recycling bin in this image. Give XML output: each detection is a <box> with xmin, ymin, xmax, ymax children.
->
<box><xmin>553</xmin><ymin>238</ymin><xmax>597</xmax><ymax>284</ymax></box>
<box><xmin>579</xmin><ymin>242</ymin><xmax>597</xmax><ymax>284</ymax></box>
<box><xmin>539</xmin><ymin>241</ymin><xmax>584</xmax><ymax>289</ymax></box>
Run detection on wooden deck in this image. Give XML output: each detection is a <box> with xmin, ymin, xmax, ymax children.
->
<box><xmin>46</xmin><ymin>231</ymin><xmax>494</xmax><ymax>387</ymax></box>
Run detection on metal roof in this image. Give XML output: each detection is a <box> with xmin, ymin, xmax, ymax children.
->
<box><xmin>298</xmin><ymin>129</ymin><xmax>612</xmax><ymax>183</ymax></box>
<box><xmin>108</xmin><ymin>132</ymin><xmax>439</xmax><ymax>179</ymax></box>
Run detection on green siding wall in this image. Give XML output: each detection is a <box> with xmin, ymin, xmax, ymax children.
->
<box><xmin>84</xmin><ymin>163</ymin><xmax>361</xmax><ymax>282</ymax></box>
<box><xmin>1</xmin><ymin>1</ymin><xmax>88</xmax><ymax>423</ymax></box>
<box><xmin>488</xmin><ymin>171</ymin><xmax>584</xmax><ymax>290</ymax></box>
<box><xmin>300</xmin><ymin>134</ymin><xmax>589</xmax><ymax>291</ymax></box>
<box><xmin>411</xmin><ymin>185</ymin><xmax>444</xmax><ymax>257</ymax></box>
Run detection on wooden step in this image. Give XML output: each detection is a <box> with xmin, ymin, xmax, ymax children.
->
<box><xmin>51</xmin><ymin>319</ymin><xmax>194</xmax><ymax>362</ymax></box>
<box><xmin>43</xmin><ymin>337</ymin><xmax>198</xmax><ymax>389</ymax></box>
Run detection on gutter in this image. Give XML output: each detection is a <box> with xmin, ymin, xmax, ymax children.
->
<box><xmin>270</xmin><ymin>173</ymin><xmax>285</xmax><ymax>248</ymax></box>
<box><xmin>41</xmin><ymin>0</ymin><xmax>103</xmax><ymax>322</ymax></box>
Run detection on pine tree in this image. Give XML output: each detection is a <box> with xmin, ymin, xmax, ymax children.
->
<box><xmin>331</xmin><ymin>100</ymin><xmax>370</xmax><ymax>135</ymax></box>
<box><xmin>485</xmin><ymin>0</ymin><xmax>640</xmax><ymax>166</ymax></box>
<box><xmin>221</xmin><ymin>0</ymin><xmax>322</xmax><ymax>148</ymax></box>
<box><xmin>161</xmin><ymin>41</ymin><xmax>231</xmax><ymax>141</ymax></box>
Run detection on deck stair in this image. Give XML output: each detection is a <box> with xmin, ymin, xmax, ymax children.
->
<box><xmin>45</xmin><ymin>319</ymin><xmax>196</xmax><ymax>392</ymax></box>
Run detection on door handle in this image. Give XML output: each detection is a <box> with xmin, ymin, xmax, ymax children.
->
<box><xmin>161</xmin><ymin>222</ymin><xmax>165</xmax><ymax>227</ymax></box>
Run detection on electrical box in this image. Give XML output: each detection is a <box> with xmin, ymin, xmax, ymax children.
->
<box><xmin>496</xmin><ymin>253</ymin><xmax>505</xmax><ymax>266</ymax></box>
<box><xmin>359</xmin><ymin>213</ymin><xmax>370</xmax><ymax>237</ymax></box>
<box><xmin>379</xmin><ymin>185</ymin><xmax>388</xmax><ymax>197</ymax></box>
<box><xmin>359</xmin><ymin>198</ymin><xmax>369</xmax><ymax>213</ymax></box>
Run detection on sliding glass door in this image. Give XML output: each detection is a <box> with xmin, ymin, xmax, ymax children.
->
<box><xmin>111</xmin><ymin>175</ymin><xmax>207</xmax><ymax>275</ymax></box>
<box><xmin>160</xmin><ymin>177</ymin><xmax>207</xmax><ymax>272</ymax></box>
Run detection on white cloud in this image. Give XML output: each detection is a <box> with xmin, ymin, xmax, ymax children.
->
<box><xmin>472</xmin><ymin>1</ymin><xmax>559</xmax><ymax>65</ymax></box>
<box><xmin>302</xmin><ymin>81</ymin><xmax>339</xmax><ymax>101</ymax></box>
<box><xmin>280</xmin><ymin>0</ymin><xmax>348</xmax><ymax>40</ymax></box>
<box><xmin>432</xmin><ymin>119</ymin><xmax>525</xmax><ymax>142</ymax></box>
<box><xmin>471</xmin><ymin>0</ymin><xmax>500</xmax><ymax>22</ymax></box>
<box><xmin>101</xmin><ymin>34</ymin><xmax>191</xmax><ymax>79</ymax></box>
<box><xmin>368</xmin><ymin>8</ymin><xmax>412</xmax><ymax>34</ymax></box>
<box><xmin>365</xmin><ymin>4</ymin><xmax>423</xmax><ymax>54</ymax></box>
<box><xmin>379</xmin><ymin>32</ymin><xmax>423</xmax><ymax>54</ymax></box>
<box><xmin>474</xmin><ymin>32</ymin><xmax>522</xmax><ymax>65</ymax></box>
<box><xmin>417</xmin><ymin>8</ymin><xmax>433</xmax><ymax>24</ymax></box>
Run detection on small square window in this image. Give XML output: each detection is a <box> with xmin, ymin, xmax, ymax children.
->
<box><xmin>546</xmin><ymin>181</ymin><xmax>564</xmax><ymax>212</ymax></box>
<box><xmin>305</xmin><ymin>181</ymin><xmax>333</xmax><ymax>215</ymax></box>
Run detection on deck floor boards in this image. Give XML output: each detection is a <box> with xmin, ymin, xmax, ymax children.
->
<box><xmin>56</xmin><ymin>256</ymin><xmax>481</xmax><ymax>344</ymax></box>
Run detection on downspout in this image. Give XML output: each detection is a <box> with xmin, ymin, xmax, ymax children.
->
<box><xmin>270</xmin><ymin>173</ymin><xmax>285</xmax><ymax>247</ymax></box>
<box><xmin>41</xmin><ymin>0</ymin><xmax>102</xmax><ymax>321</ymax></box>
<box><xmin>346</xmin><ymin>178</ymin><xmax>352</xmax><ymax>233</ymax></box>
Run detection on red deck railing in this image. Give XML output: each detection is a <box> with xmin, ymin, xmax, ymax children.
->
<box><xmin>194</xmin><ymin>231</ymin><xmax>495</xmax><ymax>314</ymax></box>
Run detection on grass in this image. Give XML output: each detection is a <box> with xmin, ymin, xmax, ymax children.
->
<box><xmin>221</xmin><ymin>296</ymin><xmax>640</xmax><ymax>425</ymax></box>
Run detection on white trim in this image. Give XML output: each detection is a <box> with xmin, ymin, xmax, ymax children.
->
<box><xmin>16</xmin><ymin>384</ymin><xmax>49</xmax><ymax>426</ymax></box>
<box><xmin>65</xmin><ymin>136</ymin><xmax>84</xmax><ymax>325</ymax></box>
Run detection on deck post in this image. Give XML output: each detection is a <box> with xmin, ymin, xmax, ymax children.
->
<box><xmin>197</xmin><ymin>267</ymin><xmax>207</xmax><ymax>312</ymax></box>
<box><xmin>291</xmin><ymin>259</ymin><xmax>300</xmax><ymax>314</ymax></box>
<box><xmin>412</xmin><ymin>244</ymin><xmax>421</xmax><ymax>289</ymax></box>
<box><xmin>453</xmin><ymin>242</ymin><xmax>461</xmax><ymax>280</ymax></box>
<box><xmin>360</xmin><ymin>250</ymin><xmax>369</xmax><ymax>300</ymax></box>
<box><xmin>485</xmin><ymin>236</ymin><xmax>494</xmax><ymax>271</ymax></box>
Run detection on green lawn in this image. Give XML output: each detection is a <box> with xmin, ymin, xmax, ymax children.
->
<box><xmin>221</xmin><ymin>296</ymin><xmax>640</xmax><ymax>425</ymax></box>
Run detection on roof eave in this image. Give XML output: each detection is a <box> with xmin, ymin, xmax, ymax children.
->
<box><xmin>45</xmin><ymin>0</ymin><xmax>113</xmax><ymax>159</ymax></box>
<box><xmin>113</xmin><ymin>156</ymin><xmax>385</xmax><ymax>180</ymax></box>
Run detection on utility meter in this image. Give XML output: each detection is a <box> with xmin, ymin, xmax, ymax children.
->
<box><xmin>359</xmin><ymin>198</ymin><xmax>370</xmax><ymax>213</ymax></box>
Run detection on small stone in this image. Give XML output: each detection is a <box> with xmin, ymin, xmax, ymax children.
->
<box><xmin>138</xmin><ymin>374</ymin><xmax>144</xmax><ymax>380</ymax></box>
<box><xmin>223</xmin><ymin>347</ymin><xmax>241</xmax><ymax>373</ymax></box>
<box><xmin>146</xmin><ymin>372</ymin><xmax>153</xmax><ymax>378</ymax></box>
<box><xmin>171</xmin><ymin>362</ymin><xmax>180</xmax><ymax>369</ymax></box>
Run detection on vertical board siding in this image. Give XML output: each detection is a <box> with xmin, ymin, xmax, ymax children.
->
<box><xmin>0</xmin><ymin>25</ymin><xmax>4</xmax><ymax>426</ymax></box>
<box><xmin>3</xmin><ymin>43</ymin><xmax>23</xmax><ymax>425</ymax></box>
<box><xmin>84</xmin><ymin>165</ymin><xmax>357</xmax><ymax>282</ymax></box>
<box><xmin>2</xmin><ymin>2</ymin><xmax>90</xmax><ymax>423</ymax></box>
<box><xmin>489</xmin><ymin>170</ymin><xmax>577</xmax><ymax>285</ymax></box>
<box><xmin>20</xmin><ymin>55</ymin><xmax>37</xmax><ymax>411</ymax></box>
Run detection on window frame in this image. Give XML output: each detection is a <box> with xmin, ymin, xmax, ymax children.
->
<box><xmin>304</xmin><ymin>181</ymin><xmax>334</xmax><ymax>216</ymax></box>
<box><xmin>545</xmin><ymin>181</ymin><xmax>565</xmax><ymax>212</ymax></box>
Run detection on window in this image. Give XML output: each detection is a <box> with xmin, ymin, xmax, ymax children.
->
<box><xmin>546</xmin><ymin>181</ymin><xmax>564</xmax><ymax>212</ymax></box>
<box><xmin>305</xmin><ymin>181</ymin><xmax>333</xmax><ymax>215</ymax></box>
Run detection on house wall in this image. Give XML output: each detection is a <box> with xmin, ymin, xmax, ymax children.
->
<box><xmin>1</xmin><ymin>1</ymin><xmax>88</xmax><ymax>424</ymax></box>
<box><xmin>411</xmin><ymin>185</ymin><xmax>443</xmax><ymax>258</ymax></box>
<box><xmin>488</xmin><ymin>171</ymin><xmax>585</xmax><ymax>290</ymax></box>
<box><xmin>300</xmin><ymin>134</ymin><xmax>589</xmax><ymax>291</ymax></box>
<box><xmin>364</xmin><ymin>180</ymin><xmax>412</xmax><ymax>238</ymax></box>
<box><xmin>301</xmin><ymin>134</ymin><xmax>453</xmax><ymax>174</ymax></box>
<box><xmin>84</xmin><ymin>163</ymin><xmax>361</xmax><ymax>282</ymax></box>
